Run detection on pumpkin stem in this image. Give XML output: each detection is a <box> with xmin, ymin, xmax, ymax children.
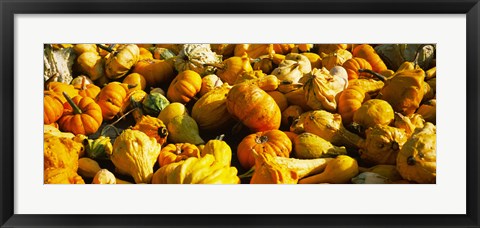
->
<box><xmin>358</xmin><ymin>69</ymin><xmax>387</xmax><ymax>82</ymax></box>
<box><xmin>127</xmin><ymin>84</ymin><xmax>138</xmax><ymax>89</ymax></box>
<box><xmin>238</xmin><ymin>167</ymin><xmax>255</xmax><ymax>179</ymax></box>
<box><xmin>80</xmin><ymin>76</ymin><xmax>87</xmax><ymax>90</ymax></box>
<box><xmin>100</xmin><ymin>107</ymin><xmax>138</xmax><ymax>137</ymax></box>
<box><xmin>97</xmin><ymin>44</ymin><xmax>114</xmax><ymax>53</ymax></box>
<box><xmin>62</xmin><ymin>92</ymin><xmax>82</xmax><ymax>115</ymax></box>
<box><xmin>255</xmin><ymin>135</ymin><xmax>269</xmax><ymax>144</ymax></box>
<box><xmin>215</xmin><ymin>134</ymin><xmax>225</xmax><ymax>141</ymax></box>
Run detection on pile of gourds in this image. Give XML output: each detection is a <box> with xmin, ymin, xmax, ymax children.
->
<box><xmin>44</xmin><ymin>43</ymin><xmax>436</xmax><ymax>184</ymax></box>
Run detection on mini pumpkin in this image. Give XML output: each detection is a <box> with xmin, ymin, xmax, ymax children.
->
<box><xmin>95</xmin><ymin>82</ymin><xmax>131</xmax><ymax>120</ymax></box>
<box><xmin>352</xmin><ymin>44</ymin><xmax>388</xmax><ymax>73</ymax></box>
<box><xmin>46</xmin><ymin>81</ymin><xmax>79</xmax><ymax>103</ymax></box>
<box><xmin>44</xmin><ymin>91</ymin><xmax>64</xmax><ymax>125</ymax></box>
<box><xmin>131</xmin><ymin>115</ymin><xmax>169</xmax><ymax>145</ymax></box>
<box><xmin>234</xmin><ymin>44</ymin><xmax>274</xmax><ymax>59</ymax></box>
<box><xmin>58</xmin><ymin>93</ymin><xmax>103</xmax><ymax>136</ymax></box>
<box><xmin>337</xmin><ymin>85</ymin><xmax>367</xmax><ymax>126</ymax></box>
<box><xmin>167</xmin><ymin>70</ymin><xmax>202</xmax><ymax>103</ymax></box>
<box><xmin>75</xmin><ymin>76</ymin><xmax>101</xmax><ymax>99</ymax></box>
<box><xmin>132</xmin><ymin>59</ymin><xmax>174</xmax><ymax>87</ymax></box>
<box><xmin>158</xmin><ymin>143</ymin><xmax>201</xmax><ymax>167</ymax></box>
<box><xmin>342</xmin><ymin>57</ymin><xmax>373</xmax><ymax>80</ymax></box>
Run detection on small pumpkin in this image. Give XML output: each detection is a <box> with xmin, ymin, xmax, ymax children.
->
<box><xmin>75</xmin><ymin>76</ymin><xmax>101</xmax><ymax>99</ymax></box>
<box><xmin>44</xmin><ymin>91</ymin><xmax>64</xmax><ymax>125</ymax></box>
<box><xmin>352</xmin><ymin>44</ymin><xmax>388</xmax><ymax>73</ymax></box>
<box><xmin>122</xmin><ymin>73</ymin><xmax>147</xmax><ymax>91</ymax></box>
<box><xmin>138</xmin><ymin>47</ymin><xmax>153</xmax><ymax>61</ymax></box>
<box><xmin>237</xmin><ymin>129</ymin><xmax>292</xmax><ymax>169</ymax></box>
<box><xmin>95</xmin><ymin>82</ymin><xmax>131</xmax><ymax>120</ymax></box>
<box><xmin>58</xmin><ymin>93</ymin><xmax>103</xmax><ymax>136</ymax></box>
<box><xmin>353</xmin><ymin>99</ymin><xmax>395</xmax><ymax>129</ymax></box>
<box><xmin>46</xmin><ymin>81</ymin><xmax>79</xmax><ymax>103</ymax></box>
<box><xmin>131</xmin><ymin>115</ymin><xmax>169</xmax><ymax>145</ymax></box>
<box><xmin>253</xmin><ymin>57</ymin><xmax>274</xmax><ymax>75</ymax></box>
<box><xmin>226</xmin><ymin>83</ymin><xmax>281</xmax><ymax>132</ymax></box>
<box><xmin>267</xmin><ymin>91</ymin><xmax>289</xmax><ymax>112</ymax></box>
<box><xmin>73</xmin><ymin>44</ymin><xmax>98</xmax><ymax>55</ymax></box>
<box><xmin>359</xmin><ymin>125</ymin><xmax>408</xmax><ymax>165</ymax></box>
<box><xmin>216</xmin><ymin>54</ymin><xmax>253</xmax><ymax>85</ymax></box>
<box><xmin>167</xmin><ymin>70</ymin><xmax>202</xmax><ymax>103</ymax></box>
<box><xmin>342</xmin><ymin>57</ymin><xmax>373</xmax><ymax>80</ymax></box>
<box><xmin>105</xmin><ymin>44</ymin><xmax>140</xmax><ymax>79</ymax></box>
<box><xmin>132</xmin><ymin>59</ymin><xmax>175</xmax><ymax>87</ymax></box>
<box><xmin>273</xmin><ymin>44</ymin><xmax>295</xmax><ymax>54</ymax></box>
<box><xmin>210</xmin><ymin>44</ymin><xmax>236</xmax><ymax>57</ymax></box>
<box><xmin>337</xmin><ymin>86</ymin><xmax>367</xmax><ymax>126</ymax></box>
<box><xmin>158</xmin><ymin>143</ymin><xmax>201</xmax><ymax>167</ymax></box>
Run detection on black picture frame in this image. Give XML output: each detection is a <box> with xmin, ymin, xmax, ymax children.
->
<box><xmin>1</xmin><ymin>0</ymin><xmax>479</xmax><ymax>227</ymax></box>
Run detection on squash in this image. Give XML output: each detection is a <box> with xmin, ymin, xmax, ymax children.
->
<box><xmin>131</xmin><ymin>115</ymin><xmax>169</xmax><ymax>145</ymax></box>
<box><xmin>192</xmin><ymin>84</ymin><xmax>235</xmax><ymax>131</ymax></box>
<box><xmin>44</xmin><ymin>124</ymin><xmax>75</xmax><ymax>138</ymax></box>
<box><xmin>250</xmin><ymin>150</ymin><xmax>299</xmax><ymax>184</ymax></box>
<box><xmin>321</xmin><ymin>49</ymin><xmax>352</xmax><ymax>70</ymax></box>
<box><xmin>281</xmin><ymin>105</ymin><xmax>304</xmax><ymax>128</ymax></box>
<box><xmin>111</xmin><ymin>129</ymin><xmax>162</xmax><ymax>183</ymax></box>
<box><xmin>200</xmin><ymin>135</ymin><xmax>233</xmax><ymax>167</ymax></box>
<box><xmin>158</xmin><ymin>143</ymin><xmax>201</xmax><ymax>167</ymax></box>
<box><xmin>289</xmin><ymin>111</ymin><xmax>311</xmax><ymax>134</ymax></box>
<box><xmin>301</xmin><ymin>52</ymin><xmax>322</xmax><ymax>69</ymax></box>
<box><xmin>76</xmin><ymin>51</ymin><xmax>105</xmax><ymax>81</ymax></box>
<box><xmin>267</xmin><ymin>91</ymin><xmax>288</xmax><ymax>112</ymax></box>
<box><xmin>138</xmin><ymin>47</ymin><xmax>153</xmax><ymax>61</ymax></box>
<box><xmin>157</xmin><ymin>102</ymin><xmax>189</xmax><ymax>126</ymax></box>
<box><xmin>167</xmin><ymin>70</ymin><xmax>202</xmax><ymax>103</ymax></box>
<box><xmin>298</xmin><ymin>155</ymin><xmax>359</xmax><ymax>184</ymax></box>
<box><xmin>234</xmin><ymin>44</ymin><xmax>274</xmax><ymax>59</ymax></box>
<box><xmin>95</xmin><ymin>82</ymin><xmax>131</xmax><ymax>120</ymax></box>
<box><xmin>44</xmin><ymin>91</ymin><xmax>64</xmax><ymax>125</ymax></box>
<box><xmin>294</xmin><ymin>132</ymin><xmax>347</xmax><ymax>159</ymax></box>
<box><xmin>174</xmin><ymin>44</ymin><xmax>222</xmax><ymax>75</ymax></box>
<box><xmin>239</xmin><ymin>74</ymin><xmax>280</xmax><ymax>92</ymax></box>
<box><xmin>416</xmin><ymin>99</ymin><xmax>436</xmax><ymax>124</ymax></box>
<box><xmin>216</xmin><ymin>54</ymin><xmax>253</xmax><ymax>84</ymax></box>
<box><xmin>351</xmin><ymin>172</ymin><xmax>393</xmax><ymax>184</ymax></box>
<box><xmin>132</xmin><ymin>59</ymin><xmax>175</xmax><ymax>87</ymax></box>
<box><xmin>237</xmin><ymin>130</ymin><xmax>292</xmax><ymax>169</ymax></box>
<box><xmin>44</xmin><ymin>167</ymin><xmax>85</xmax><ymax>184</ymax></box>
<box><xmin>105</xmin><ymin>44</ymin><xmax>140</xmax><ymax>79</ymax></box>
<box><xmin>92</xmin><ymin>169</ymin><xmax>117</xmax><ymax>184</ymax></box>
<box><xmin>73</xmin><ymin>44</ymin><xmax>98</xmax><ymax>55</ymax></box>
<box><xmin>396</xmin><ymin>123</ymin><xmax>436</xmax><ymax>183</ymax></box>
<box><xmin>226</xmin><ymin>83</ymin><xmax>281</xmax><ymax>132</ymax></box>
<box><xmin>337</xmin><ymin>86</ymin><xmax>367</xmax><ymax>126</ymax></box>
<box><xmin>77</xmin><ymin>157</ymin><xmax>102</xmax><ymax>178</ymax></box>
<box><xmin>75</xmin><ymin>76</ymin><xmax>101</xmax><ymax>99</ymax></box>
<box><xmin>352</xmin><ymin>44</ymin><xmax>388</xmax><ymax>73</ymax></box>
<box><xmin>70</xmin><ymin>75</ymin><xmax>94</xmax><ymax>89</ymax></box>
<box><xmin>271</xmin><ymin>53</ymin><xmax>312</xmax><ymax>84</ymax></box>
<box><xmin>44</xmin><ymin>132</ymin><xmax>84</xmax><ymax>171</ymax></box>
<box><xmin>302</xmin><ymin>67</ymin><xmax>348</xmax><ymax>112</ymax></box>
<box><xmin>317</xmin><ymin>44</ymin><xmax>348</xmax><ymax>56</ymax></box>
<box><xmin>141</xmin><ymin>91</ymin><xmax>170</xmax><ymax>117</ymax></box>
<box><xmin>199</xmin><ymin>74</ymin><xmax>223</xmax><ymax>97</ymax></box>
<box><xmin>122</xmin><ymin>73</ymin><xmax>147</xmax><ymax>91</ymax></box>
<box><xmin>359</xmin><ymin>125</ymin><xmax>408</xmax><ymax>165</ymax></box>
<box><xmin>342</xmin><ymin>57</ymin><xmax>373</xmax><ymax>80</ymax></box>
<box><xmin>253</xmin><ymin>57</ymin><xmax>274</xmax><ymax>75</ymax></box>
<box><xmin>167</xmin><ymin>114</ymin><xmax>205</xmax><ymax>145</ymax></box>
<box><xmin>353</xmin><ymin>99</ymin><xmax>395</xmax><ymax>129</ymax></box>
<box><xmin>46</xmin><ymin>81</ymin><xmax>79</xmax><ymax>103</ymax></box>
<box><xmin>347</xmin><ymin>78</ymin><xmax>384</xmax><ymax>93</ymax></box>
<box><xmin>58</xmin><ymin>93</ymin><xmax>103</xmax><ymax>136</ymax></box>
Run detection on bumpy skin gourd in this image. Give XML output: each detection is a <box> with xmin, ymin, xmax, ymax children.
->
<box><xmin>44</xmin><ymin>133</ymin><xmax>83</xmax><ymax>172</ymax></box>
<box><xmin>359</xmin><ymin>125</ymin><xmax>408</xmax><ymax>165</ymax></box>
<box><xmin>396</xmin><ymin>123</ymin><xmax>436</xmax><ymax>184</ymax></box>
<box><xmin>105</xmin><ymin>44</ymin><xmax>140</xmax><ymax>79</ymax></box>
<box><xmin>111</xmin><ymin>129</ymin><xmax>162</xmax><ymax>184</ymax></box>
<box><xmin>353</xmin><ymin>99</ymin><xmax>395</xmax><ymax>129</ymax></box>
<box><xmin>131</xmin><ymin>115</ymin><xmax>169</xmax><ymax>146</ymax></box>
<box><xmin>250</xmin><ymin>151</ymin><xmax>299</xmax><ymax>184</ymax></box>
<box><xmin>44</xmin><ymin>167</ymin><xmax>85</xmax><ymax>184</ymax></box>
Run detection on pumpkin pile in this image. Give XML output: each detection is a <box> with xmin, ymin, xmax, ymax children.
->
<box><xmin>44</xmin><ymin>43</ymin><xmax>436</xmax><ymax>184</ymax></box>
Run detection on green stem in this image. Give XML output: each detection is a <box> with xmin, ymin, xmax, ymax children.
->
<box><xmin>358</xmin><ymin>69</ymin><xmax>387</xmax><ymax>82</ymax></box>
<box><xmin>100</xmin><ymin>107</ymin><xmax>138</xmax><ymax>137</ymax></box>
<box><xmin>238</xmin><ymin>167</ymin><xmax>255</xmax><ymax>179</ymax></box>
<box><xmin>62</xmin><ymin>92</ymin><xmax>82</xmax><ymax>114</ymax></box>
<box><xmin>97</xmin><ymin>44</ymin><xmax>114</xmax><ymax>53</ymax></box>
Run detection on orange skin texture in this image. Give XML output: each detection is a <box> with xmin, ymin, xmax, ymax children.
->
<box><xmin>44</xmin><ymin>91</ymin><xmax>64</xmax><ymax>124</ymax></box>
<box><xmin>58</xmin><ymin>96</ymin><xmax>103</xmax><ymax>136</ymax></box>
<box><xmin>167</xmin><ymin>70</ymin><xmax>202</xmax><ymax>103</ymax></box>
<box><xmin>96</xmin><ymin>82</ymin><xmax>129</xmax><ymax>120</ymax></box>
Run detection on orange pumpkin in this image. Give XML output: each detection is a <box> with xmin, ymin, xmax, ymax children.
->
<box><xmin>75</xmin><ymin>76</ymin><xmax>101</xmax><ymax>99</ymax></box>
<box><xmin>158</xmin><ymin>143</ymin><xmax>201</xmax><ymax>167</ymax></box>
<box><xmin>267</xmin><ymin>91</ymin><xmax>288</xmax><ymax>112</ymax></box>
<box><xmin>237</xmin><ymin>130</ymin><xmax>292</xmax><ymax>169</ymax></box>
<box><xmin>46</xmin><ymin>82</ymin><xmax>79</xmax><ymax>103</ymax></box>
<box><xmin>131</xmin><ymin>115</ymin><xmax>168</xmax><ymax>145</ymax></box>
<box><xmin>44</xmin><ymin>91</ymin><xmax>64</xmax><ymax>125</ymax></box>
<box><xmin>132</xmin><ymin>59</ymin><xmax>175</xmax><ymax>87</ymax></box>
<box><xmin>337</xmin><ymin>86</ymin><xmax>367</xmax><ymax>126</ymax></box>
<box><xmin>216</xmin><ymin>54</ymin><xmax>253</xmax><ymax>84</ymax></box>
<box><xmin>342</xmin><ymin>57</ymin><xmax>373</xmax><ymax>80</ymax></box>
<box><xmin>58</xmin><ymin>93</ymin><xmax>103</xmax><ymax>135</ymax></box>
<box><xmin>166</xmin><ymin>70</ymin><xmax>202</xmax><ymax>103</ymax></box>
<box><xmin>226</xmin><ymin>83</ymin><xmax>281</xmax><ymax>132</ymax></box>
<box><xmin>352</xmin><ymin>44</ymin><xmax>388</xmax><ymax>73</ymax></box>
<box><xmin>95</xmin><ymin>82</ymin><xmax>130</xmax><ymax>120</ymax></box>
<box><xmin>122</xmin><ymin>72</ymin><xmax>147</xmax><ymax>91</ymax></box>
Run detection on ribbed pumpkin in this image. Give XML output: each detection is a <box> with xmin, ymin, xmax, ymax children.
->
<box><xmin>192</xmin><ymin>84</ymin><xmax>234</xmax><ymax>131</ymax></box>
<box><xmin>46</xmin><ymin>82</ymin><xmax>79</xmax><ymax>103</ymax></box>
<box><xmin>131</xmin><ymin>115</ymin><xmax>168</xmax><ymax>146</ymax></box>
<box><xmin>342</xmin><ymin>57</ymin><xmax>373</xmax><ymax>80</ymax></box>
<box><xmin>95</xmin><ymin>82</ymin><xmax>130</xmax><ymax>120</ymax></box>
<box><xmin>226</xmin><ymin>83</ymin><xmax>281</xmax><ymax>132</ymax></box>
<box><xmin>237</xmin><ymin>130</ymin><xmax>292</xmax><ymax>169</ymax></box>
<box><xmin>44</xmin><ymin>91</ymin><xmax>64</xmax><ymax>125</ymax></box>
<box><xmin>58</xmin><ymin>93</ymin><xmax>103</xmax><ymax>136</ymax></box>
<box><xmin>337</xmin><ymin>86</ymin><xmax>367</xmax><ymax>126</ymax></box>
<box><xmin>122</xmin><ymin>72</ymin><xmax>147</xmax><ymax>91</ymax></box>
<box><xmin>75</xmin><ymin>76</ymin><xmax>101</xmax><ymax>99</ymax></box>
<box><xmin>216</xmin><ymin>54</ymin><xmax>253</xmax><ymax>85</ymax></box>
<box><xmin>166</xmin><ymin>70</ymin><xmax>202</xmax><ymax>103</ymax></box>
<box><xmin>132</xmin><ymin>59</ymin><xmax>175</xmax><ymax>87</ymax></box>
<box><xmin>158</xmin><ymin>143</ymin><xmax>200</xmax><ymax>167</ymax></box>
<box><xmin>359</xmin><ymin>125</ymin><xmax>408</xmax><ymax>165</ymax></box>
<box><xmin>352</xmin><ymin>44</ymin><xmax>388</xmax><ymax>73</ymax></box>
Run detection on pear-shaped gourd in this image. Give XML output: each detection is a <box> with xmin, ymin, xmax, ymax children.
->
<box><xmin>167</xmin><ymin>115</ymin><xmax>205</xmax><ymax>145</ymax></box>
<box><xmin>294</xmin><ymin>132</ymin><xmax>347</xmax><ymax>159</ymax></box>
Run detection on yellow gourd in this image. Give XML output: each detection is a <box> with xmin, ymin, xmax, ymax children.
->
<box><xmin>298</xmin><ymin>155</ymin><xmax>359</xmax><ymax>184</ymax></box>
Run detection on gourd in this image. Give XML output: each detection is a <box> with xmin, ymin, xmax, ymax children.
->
<box><xmin>226</xmin><ymin>83</ymin><xmax>281</xmax><ymax>132</ymax></box>
<box><xmin>301</xmin><ymin>52</ymin><xmax>322</xmax><ymax>69</ymax></box>
<box><xmin>158</xmin><ymin>143</ymin><xmax>200</xmax><ymax>167</ymax></box>
<box><xmin>359</xmin><ymin>125</ymin><xmax>408</xmax><ymax>165</ymax></box>
<box><xmin>298</xmin><ymin>155</ymin><xmax>359</xmax><ymax>184</ymax></box>
<box><xmin>167</xmin><ymin>114</ymin><xmax>205</xmax><ymax>145</ymax></box>
<box><xmin>200</xmin><ymin>135</ymin><xmax>233</xmax><ymax>167</ymax></box>
<box><xmin>132</xmin><ymin>59</ymin><xmax>175</xmax><ymax>87</ymax></box>
<box><xmin>58</xmin><ymin>93</ymin><xmax>103</xmax><ymax>136</ymax></box>
<box><xmin>210</xmin><ymin>44</ymin><xmax>236</xmax><ymax>56</ymax></box>
<box><xmin>284</xmin><ymin>88</ymin><xmax>310</xmax><ymax>111</ymax></box>
<box><xmin>359</xmin><ymin>165</ymin><xmax>403</xmax><ymax>182</ymax></box>
<box><xmin>76</xmin><ymin>51</ymin><xmax>105</xmax><ymax>81</ymax></box>
<box><xmin>44</xmin><ymin>132</ymin><xmax>83</xmax><ymax>171</ymax></box>
<box><xmin>353</xmin><ymin>99</ymin><xmax>395</xmax><ymax>129</ymax></box>
<box><xmin>396</xmin><ymin>123</ymin><xmax>436</xmax><ymax>183</ymax></box>
<box><xmin>199</xmin><ymin>74</ymin><xmax>223</xmax><ymax>97</ymax></box>
<box><xmin>157</xmin><ymin>102</ymin><xmax>189</xmax><ymax>126</ymax></box>
<box><xmin>95</xmin><ymin>82</ymin><xmax>131</xmax><ymax>120</ymax></box>
<box><xmin>73</xmin><ymin>44</ymin><xmax>98</xmax><ymax>55</ymax></box>
<box><xmin>337</xmin><ymin>86</ymin><xmax>367</xmax><ymax>126</ymax></box>
<box><xmin>174</xmin><ymin>44</ymin><xmax>222</xmax><ymax>75</ymax></box>
<box><xmin>122</xmin><ymin>73</ymin><xmax>147</xmax><ymax>91</ymax></box>
<box><xmin>111</xmin><ymin>129</ymin><xmax>162</xmax><ymax>184</ymax></box>
<box><xmin>281</xmin><ymin>105</ymin><xmax>304</xmax><ymax>128</ymax></box>
<box><xmin>302</xmin><ymin>67</ymin><xmax>348</xmax><ymax>112</ymax></box>
<box><xmin>167</xmin><ymin>70</ymin><xmax>202</xmax><ymax>103</ymax></box>
<box><xmin>192</xmin><ymin>84</ymin><xmax>235</xmax><ymax>131</ymax></box>
<box><xmin>215</xmin><ymin>54</ymin><xmax>253</xmax><ymax>84</ymax></box>
<box><xmin>239</xmin><ymin>74</ymin><xmax>280</xmax><ymax>92</ymax></box>
<box><xmin>352</xmin><ymin>44</ymin><xmax>388</xmax><ymax>73</ymax></box>
<box><xmin>293</xmin><ymin>132</ymin><xmax>347</xmax><ymax>159</ymax></box>
<box><xmin>273</xmin><ymin>44</ymin><xmax>295</xmax><ymax>54</ymax></box>
<box><xmin>250</xmin><ymin>150</ymin><xmax>299</xmax><ymax>184</ymax></box>
<box><xmin>92</xmin><ymin>169</ymin><xmax>116</xmax><ymax>184</ymax></box>
<box><xmin>131</xmin><ymin>115</ymin><xmax>169</xmax><ymax>146</ymax></box>
<box><xmin>141</xmin><ymin>91</ymin><xmax>170</xmax><ymax>117</ymax></box>
<box><xmin>394</xmin><ymin>113</ymin><xmax>425</xmax><ymax>136</ymax></box>
<box><xmin>321</xmin><ymin>49</ymin><xmax>352</xmax><ymax>70</ymax></box>
<box><xmin>44</xmin><ymin>91</ymin><xmax>64</xmax><ymax>125</ymax></box>
<box><xmin>44</xmin><ymin>167</ymin><xmax>85</xmax><ymax>184</ymax></box>
<box><xmin>294</xmin><ymin>44</ymin><xmax>314</xmax><ymax>53</ymax></box>
<box><xmin>342</xmin><ymin>57</ymin><xmax>373</xmax><ymax>80</ymax></box>
<box><xmin>83</xmin><ymin>136</ymin><xmax>113</xmax><ymax>160</ymax></box>
<box><xmin>78</xmin><ymin>157</ymin><xmax>102</xmax><ymax>178</ymax></box>
<box><xmin>75</xmin><ymin>76</ymin><xmax>101</xmax><ymax>99</ymax></box>
<box><xmin>351</xmin><ymin>172</ymin><xmax>392</xmax><ymax>184</ymax></box>
<box><xmin>105</xmin><ymin>44</ymin><xmax>140</xmax><ymax>79</ymax></box>
<box><xmin>416</xmin><ymin>99</ymin><xmax>436</xmax><ymax>124</ymax></box>
<box><xmin>237</xmin><ymin>130</ymin><xmax>292</xmax><ymax>169</ymax></box>
<box><xmin>44</xmin><ymin>124</ymin><xmax>75</xmax><ymax>138</ymax></box>
<box><xmin>234</xmin><ymin>44</ymin><xmax>274</xmax><ymax>59</ymax></box>
<box><xmin>46</xmin><ymin>81</ymin><xmax>79</xmax><ymax>103</ymax></box>
<box><xmin>271</xmin><ymin>53</ymin><xmax>312</xmax><ymax>84</ymax></box>
<box><xmin>138</xmin><ymin>47</ymin><xmax>153</xmax><ymax>61</ymax></box>
<box><xmin>317</xmin><ymin>44</ymin><xmax>348</xmax><ymax>56</ymax></box>
<box><xmin>267</xmin><ymin>91</ymin><xmax>288</xmax><ymax>112</ymax></box>
<box><xmin>253</xmin><ymin>57</ymin><xmax>274</xmax><ymax>75</ymax></box>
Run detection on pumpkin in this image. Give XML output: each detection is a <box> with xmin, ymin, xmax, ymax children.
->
<box><xmin>253</xmin><ymin>57</ymin><xmax>274</xmax><ymax>75</ymax></box>
<box><xmin>132</xmin><ymin>59</ymin><xmax>175</xmax><ymax>87</ymax></box>
<box><xmin>271</xmin><ymin>53</ymin><xmax>312</xmax><ymax>84</ymax></box>
<box><xmin>342</xmin><ymin>57</ymin><xmax>373</xmax><ymax>80</ymax></box>
<box><xmin>138</xmin><ymin>47</ymin><xmax>153</xmax><ymax>61</ymax></box>
<box><xmin>302</xmin><ymin>67</ymin><xmax>348</xmax><ymax>112</ymax></box>
<box><xmin>105</xmin><ymin>44</ymin><xmax>140</xmax><ymax>79</ymax></box>
<box><xmin>200</xmin><ymin>135</ymin><xmax>233</xmax><ymax>167</ymax></box>
<box><xmin>192</xmin><ymin>84</ymin><xmax>235</xmax><ymax>131</ymax></box>
<box><xmin>158</xmin><ymin>143</ymin><xmax>201</xmax><ymax>167</ymax></box>
<box><xmin>226</xmin><ymin>83</ymin><xmax>281</xmax><ymax>132</ymax></box>
<box><xmin>123</xmin><ymin>73</ymin><xmax>147</xmax><ymax>91</ymax></box>
<box><xmin>416</xmin><ymin>99</ymin><xmax>436</xmax><ymax>124</ymax></box>
<box><xmin>174</xmin><ymin>44</ymin><xmax>222</xmax><ymax>75</ymax></box>
<box><xmin>237</xmin><ymin>129</ymin><xmax>292</xmax><ymax>169</ymax></box>
<box><xmin>44</xmin><ymin>91</ymin><xmax>64</xmax><ymax>125</ymax></box>
<box><xmin>111</xmin><ymin>129</ymin><xmax>162</xmax><ymax>184</ymax></box>
<box><xmin>46</xmin><ymin>81</ymin><xmax>79</xmax><ymax>103</ymax></box>
<box><xmin>353</xmin><ymin>99</ymin><xmax>395</xmax><ymax>129</ymax></box>
<box><xmin>44</xmin><ymin>167</ymin><xmax>85</xmax><ymax>184</ymax></box>
<box><xmin>234</xmin><ymin>44</ymin><xmax>274</xmax><ymax>59</ymax></box>
<box><xmin>317</xmin><ymin>44</ymin><xmax>348</xmax><ymax>56</ymax></box>
<box><xmin>167</xmin><ymin>70</ymin><xmax>202</xmax><ymax>103</ymax></box>
<box><xmin>337</xmin><ymin>86</ymin><xmax>367</xmax><ymax>126</ymax></box>
<box><xmin>294</xmin><ymin>132</ymin><xmax>347</xmax><ymax>159</ymax></box>
<box><xmin>131</xmin><ymin>115</ymin><xmax>169</xmax><ymax>145</ymax></box>
<box><xmin>281</xmin><ymin>105</ymin><xmax>304</xmax><ymax>128</ymax></box>
<box><xmin>75</xmin><ymin>76</ymin><xmax>101</xmax><ymax>99</ymax></box>
<box><xmin>359</xmin><ymin>125</ymin><xmax>408</xmax><ymax>165</ymax></box>
<box><xmin>321</xmin><ymin>49</ymin><xmax>352</xmax><ymax>70</ymax></box>
<box><xmin>95</xmin><ymin>82</ymin><xmax>130</xmax><ymax>120</ymax></box>
<box><xmin>267</xmin><ymin>91</ymin><xmax>288</xmax><ymax>112</ymax></box>
<box><xmin>352</xmin><ymin>44</ymin><xmax>388</xmax><ymax>73</ymax></box>
<box><xmin>58</xmin><ymin>93</ymin><xmax>103</xmax><ymax>136</ymax></box>
<box><xmin>396</xmin><ymin>123</ymin><xmax>436</xmax><ymax>183</ymax></box>
<box><xmin>199</xmin><ymin>74</ymin><xmax>223</xmax><ymax>97</ymax></box>
<box><xmin>73</xmin><ymin>44</ymin><xmax>98</xmax><ymax>55</ymax></box>
<box><xmin>216</xmin><ymin>54</ymin><xmax>253</xmax><ymax>84</ymax></box>
<box><xmin>76</xmin><ymin>51</ymin><xmax>105</xmax><ymax>81</ymax></box>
